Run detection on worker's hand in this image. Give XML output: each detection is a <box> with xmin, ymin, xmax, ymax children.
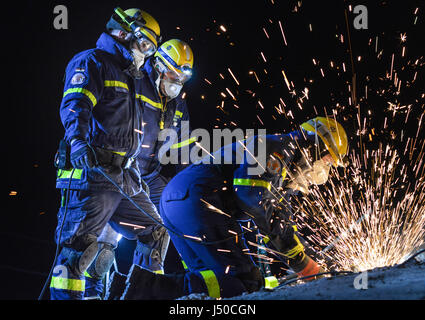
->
<box><xmin>70</xmin><ymin>139</ymin><xmax>95</xmax><ymax>169</ymax></box>
<box><xmin>297</xmin><ymin>256</ymin><xmax>326</xmax><ymax>281</ymax></box>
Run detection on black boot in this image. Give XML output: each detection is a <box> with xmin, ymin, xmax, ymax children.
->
<box><xmin>121</xmin><ymin>264</ymin><xmax>185</xmax><ymax>300</ymax></box>
<box><xmin>105</xmin><ymin>271</ymin><xmax>127</xmax><ymax>300</ymax></box>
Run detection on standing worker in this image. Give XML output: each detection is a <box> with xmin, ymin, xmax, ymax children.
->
<box><xmin>50</xmin><ymin>7</ymin><xmax>164</xmax><ymax>300</ymax></box>
<box><xmin>81</xmin><ymin>7</ymin><xmax>167</xmax><ymax>300</ymax></box>
<box><xmin>121</xmin><ymin>117</ymin><xmax>349</xmax><ymax>299</ymax></box>
<box><xmin>104</xmin><ymin>39</ymin><xmax>196</xmax><ymax>299</ymax></box>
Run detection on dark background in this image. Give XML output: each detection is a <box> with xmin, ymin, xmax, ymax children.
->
<box><xmin>2</xmin><ymin>0</ymin><xmax>424</xmax><ymax>299</ymax></box>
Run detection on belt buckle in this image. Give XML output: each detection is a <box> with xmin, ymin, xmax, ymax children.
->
<box><xmin>124</xmin><ymin>157</ymin><xmax>134</xmax><ymax>170</ymax></box>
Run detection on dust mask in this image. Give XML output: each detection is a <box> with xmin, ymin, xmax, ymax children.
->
<box><xmin>161</xmin><ymin>79</ymin><xmax>183</xmax><ymax>99</ymax></box>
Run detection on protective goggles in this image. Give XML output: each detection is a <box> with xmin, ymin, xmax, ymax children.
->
<box><xmin>156</xmin><ymin>47</ymin><xmax>193</xmax><ymax>83</ymax></box>
<box><xmin>155</xmin><ymin>59</ymin><xmax>192</xmax><ymax>84</ymax></box>
<box><xmin>136</xmin><ymin>36</ymin><xmax>156</xmax><ymax>57</ymax></box>
<box><xmin>163</xmin><ymin>66</ymin><xmax>192</xmax><ymax>83</ymax></box>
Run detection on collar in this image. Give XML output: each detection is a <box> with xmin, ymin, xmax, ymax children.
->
<box><xmin>96</xmin><ymin>32</ymin><xmax>134</xmax><ymax>67</ymax></box>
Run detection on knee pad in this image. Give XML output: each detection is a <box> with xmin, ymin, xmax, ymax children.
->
<box><xmin>87</xmin><ymin>243</ymin><xmax>116</xmax><ymax>279</ymax></box>
<box><xmin>64</xmin><ymin>234</ymin><xmax>98</xmax><ymax>275</ymax></box>
<box><xmin>136</xmin><ymin>227</ymin><xmax>170</xmax><ymax>267</ymax></box>
<box><xmin>152</xmin><ymin>226</ymin><xmax>166</xmax><ymax>241</ymax></box>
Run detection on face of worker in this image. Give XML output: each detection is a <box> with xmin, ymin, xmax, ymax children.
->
<box><xmin>288</xmin><ymin>152</ymin><xmax>335</xmax><ymax>193</ymax></box>
<box><xmin>159</xmin><ymin>73</ymin><xmax>184</xmax><ymax>99</ymax></box>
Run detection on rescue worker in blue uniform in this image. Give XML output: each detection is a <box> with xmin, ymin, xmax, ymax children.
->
<box><xmin>100</xmin><ymin>39</ymin><xmax>196</xmax><ymax>299</ymax></box>
<box><xmin>130</xmin><ymin>38</ymin><xmax>196</xmax><ymax>270</ymax></box>
<box><xmin>81</xmin><ymin>8</ymin><xmax>167</xmax><ymax>300</ymax></box>
<box><xmin>50</xmin><ymin>8</ymin><xmax>165</xmax><ymax>300</ymax></box>
<box><xmin>120</xmin><ymin>117</ymin><xmax>350</xmax><ymax>299</ymax></box>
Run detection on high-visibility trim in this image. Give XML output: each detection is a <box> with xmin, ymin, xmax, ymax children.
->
<box><xmin>199</xmin><ymin>270</ymin><xmax>220</xmax><ymax>298</ymax></box>
<box><xmin>283</xmin><ymin>235</ymin><xmax>304</xmax><ymax>259</ymax></box>
<box><xmin>282</xmin><ymin>167</ymin><xmax>287</xmax><ymax>179</ymax></box>
<box><xmin>84</xmin><ymin>271</ymin><xmax>92</xmax><ymax>278</ymax></box>
<box><xmin>181</xmin><ymin>260</ymin><xmax>188</xmax><ymax>270</ymax></box>
<box><xmin>264</xmin><ymin>276</ymin><xmax>279</xmax><ymax>289</ymax></box>
<box><xmin>262</xmin><ymin>236</ymin><xmax>270</xmax><ymax>244</ymax></box>
<box><xmin>104</xmin><ymin>80</ymin><xmax>129</xmax><ymax>91</ymax></box>
<box><xmin>175</xmin><ymin>110</ymin><xmax>183</xmax><ymax>118</ymax></box>
<box><xmin>233</xmin><ymin>178</ymin><xmax>271</xmax><ymax>191</ymax></box>
<box><xmin>50</xmin><ymin>276</ymin><xmax>85</xmax><ymax>292</ymax></box>
<box><xmin>57</xmin><ymin>168</ymin><xmax>83</xmax><ymax>180</ymax></box>
<box><xmin>136</xmin><ymin>93</ymin><xmax>163</xmax><ymax>110</ymax></box>
<box><xmin>170</xmin><ymin>137</ymin><xmax>197</xmax><ymax>149</ymax></box>
<box><xmin>153</xmin><ymin>270</ymin><xmax>164</xmax><ymax>275</ymax></box>
<box><xmin>112</xmin><ymin>151</ymin><xmax>127</xmax><ymax>156</ymax></box>
<box><xmin>63</xmin><ymin>88</ymin><xmax>97</xmax><ymax>107</ymax></box>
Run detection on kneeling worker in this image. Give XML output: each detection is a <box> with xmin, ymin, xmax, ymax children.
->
<box><xmin>121</xmin><ymin>117</ymin><xmax>349</xmax><ymax>299</ymax></box>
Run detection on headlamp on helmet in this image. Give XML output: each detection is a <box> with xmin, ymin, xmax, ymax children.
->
<box><xmin>113</xmin><ymin>7</ymin><xmax>159</xmax><ymax>58</ymax></box>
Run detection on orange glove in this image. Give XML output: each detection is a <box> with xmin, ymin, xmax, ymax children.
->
<box><xmin>296</xmin><ymin>256</ymin><xmax>325</xmax><ymax>281</ymax></box>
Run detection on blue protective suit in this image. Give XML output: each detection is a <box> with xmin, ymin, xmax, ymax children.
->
<box><xmin>50</xmin><ymin>33</ymin><xmax>163</xmax><ymax>300</ymax></box>
<box><xmin>159</xmin><ymin>133</ymin><xmax>310</xmax><ymax>298</ymax></box>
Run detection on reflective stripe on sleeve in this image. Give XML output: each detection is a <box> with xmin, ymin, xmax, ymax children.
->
<box><xmin>199</xmin><ymin>270</ymin><xmax>220</xmax><ymax>298</ymax></box>
<box><xmin>63</xmin><ymin>88</ymin><xmax>97</xmax><ymax>107</ymax></box>
<box><xmin>170</xmin><ymin>137</ymin><xmax>197</xmax><ymax>149</ymax></box>
<box><xmin>233</xmin><ymin>178</ymin><xmax>271</xmax><ymax>191</ymax></box>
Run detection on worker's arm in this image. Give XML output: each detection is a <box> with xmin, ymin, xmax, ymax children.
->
<box><xmin>60</xmin><ymin>53</ymin><xmax>104</xmax><ymax>145</ymax></box>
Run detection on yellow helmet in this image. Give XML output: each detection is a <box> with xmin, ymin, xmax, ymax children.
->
<box><xmin>108</xmin><ymin>8</ymin><xmax>161</xmax><ymax>49</ymax></box>
<box><xmin>154</xmin><ymin>39</ymin><xmax>194</xmax><ymax>83</ymax></box>
<box><xmin>300</xmin><ymin>116</ymin><xmax>349</xmax><ymax>167</ymax></box>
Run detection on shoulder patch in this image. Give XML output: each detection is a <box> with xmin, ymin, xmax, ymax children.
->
<box><xmin>71</xmin><ymin>73</ymin><xmax>86</xmax><ymax>85</ymax></box>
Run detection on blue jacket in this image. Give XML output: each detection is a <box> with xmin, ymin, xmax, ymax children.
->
<box><xmin>135</xmin><ymin>58</ymin><xmax>194</xmax><ymax>178</ymax></box>
<box><xmin>204</xmin><ymin>133</ymin><xmax>305</xmax><ymax>250</ymax></box>
<box><xmin>56</xmin><ymin>33</ymin><xmax>145</xmax><ymax>196</ymax></box>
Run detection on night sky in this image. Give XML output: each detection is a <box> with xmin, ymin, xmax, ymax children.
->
<box><xmin>2</xmin><ymin>0</ymin><xmax>424</xmax><ymax>300</ymax></box>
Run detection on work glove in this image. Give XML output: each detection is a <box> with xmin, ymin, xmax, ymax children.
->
<box><xmin>70</xmin><ymin>139</ymin><xmax>96</xmax><ymax>169</ymax></box>
<box><xmin>292</xmin><ymin>254</ymin><xmax>325</xmax><ymax>281</ymax></box>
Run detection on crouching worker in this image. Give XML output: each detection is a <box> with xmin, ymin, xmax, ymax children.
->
<box><xmin>120</xmin><ymin>117</ymin><xmax>349</xmax><ymax>299</ymax></box>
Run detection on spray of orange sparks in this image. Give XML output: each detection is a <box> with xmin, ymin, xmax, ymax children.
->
<box><xmin>294</xmin><ymin>138</ymin><xmax>425</xmax><ymax>272</ymax></box>
<box><xmin>199</xmin><ymin>2</ymin><xmax>425</xmax><ymax>273</ymax></box>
